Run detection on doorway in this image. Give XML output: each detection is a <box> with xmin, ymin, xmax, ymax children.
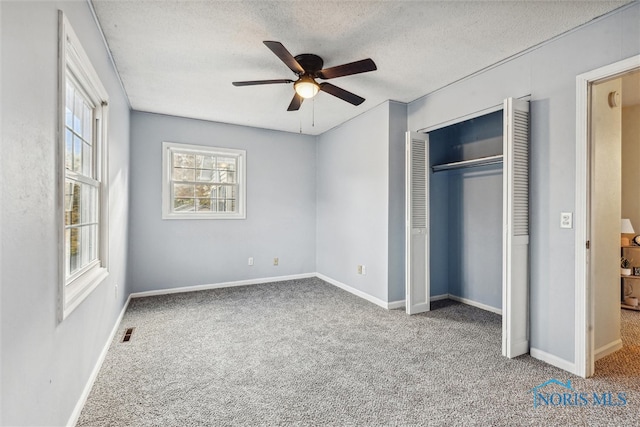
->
<box><xmin>575</xmin><ymin>55</ymin><xmax>640</xmax><ymax>378</ymax></box>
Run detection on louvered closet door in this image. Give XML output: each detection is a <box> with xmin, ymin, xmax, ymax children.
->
<box><xmin>406</xmin><ymin>132</ymin><xmax>430</xmax><ymax>315</ymax></box>
<box><xmin>502</xmin><ymin>98</ymin><xmax>530</xmax><ymax>358</ymax></box>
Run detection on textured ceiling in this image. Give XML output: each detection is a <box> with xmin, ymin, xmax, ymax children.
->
<box><xmin>91</xmin><ymin>0</ymin><xmax>630</xmax><ymax>135</ymax></box>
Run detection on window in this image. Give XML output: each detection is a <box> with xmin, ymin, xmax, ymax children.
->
<box><xmin>162</xmin><ymin>142</ymin><xmax>246</xmax><ymax>219</ymax></box>
<box><xmin>59</xmin><ymin>12</ymin><xmax>109</xmax><ymax>320</ymax></box>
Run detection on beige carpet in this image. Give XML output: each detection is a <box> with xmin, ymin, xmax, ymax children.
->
<box><xmin>594</xmin><ymin>308</ymin><xmax>640</xmax><ymax>378</ymax></box>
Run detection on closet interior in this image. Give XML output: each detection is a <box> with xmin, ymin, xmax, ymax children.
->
<box><xmin>428</xmin><ymin>110</ymin><xmax>504</xmax><ymax>314</ymax></box>
<box><xmin>406</xmin><ymin>97</ymin><xmax>529</xmax><ymax>357</ymax></box>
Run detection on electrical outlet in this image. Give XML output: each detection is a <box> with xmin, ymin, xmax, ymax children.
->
<box><xmin>357</xmin><ymin>265</ymin><xmax>363</xmax><ymax>274</ymax></box>
<box><xmin>560</xmin><ymin>212</ymin><xmax>573</xmax><ymax>229</ymax></box>
<box><xmin>248</xmin><ymin>257</ymin><xmax>254</xmax><ymax>266</ymax></box>
<box><xmin>361</xmin><ymin>265</ymin><xmax>366</xmax><ymax>275</ymax></box>
<box><xmin>273</xmin><ymin>257</ymin><xmax>279</xmax><ymax>266</ymax></box>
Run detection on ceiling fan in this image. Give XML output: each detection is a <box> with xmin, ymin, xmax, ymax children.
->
<box><xmin>232</xmin><ymin>41</ymin><xmax>377</xmax><ymax>111</ymax></box>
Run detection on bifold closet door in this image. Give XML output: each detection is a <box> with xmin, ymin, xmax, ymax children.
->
<box><xmin>405</xmin><ymin>132</ymin><xmax>430</xmax><ymax>314</ymax></box>
<box><xmin>502</xmin><ymin>97</ymin><xmax>530</xmax><ymax>358</ymax></box>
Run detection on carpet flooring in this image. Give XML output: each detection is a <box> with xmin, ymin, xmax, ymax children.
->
<box><xmin>77</xmin><ymin>278</ymin><xmax>640</xmax><ymax>426</ymax></box>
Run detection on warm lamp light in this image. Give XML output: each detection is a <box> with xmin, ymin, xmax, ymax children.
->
<box><xmin>294</xmin><ymin>76</ymin><xmax>319</xmax><ymax>99</ymax></box>
<box><xmin>621</xmin><ymin>218</ymin><xmax>635</xmax><ymax>246</ymax></box>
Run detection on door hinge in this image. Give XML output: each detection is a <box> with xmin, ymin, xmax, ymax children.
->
<box><xmin>586</xmin><ymin>240</ymin><xmax>590</xmax><ymax>249</ymax></box>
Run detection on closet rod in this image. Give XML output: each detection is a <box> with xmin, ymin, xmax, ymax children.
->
<box><xmin>431</xmin><ymin>154</ymin><xmax>503</xmax><ymax>172</ymax></box>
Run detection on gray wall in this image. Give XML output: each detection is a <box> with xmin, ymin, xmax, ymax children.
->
<box><xmin>316</xmin><ymin>102</ymin><xmax>391</xmax><ymax>302</ymax></box>
<box><xmin>128</xmin><ymin>112</ymin><xmax>316</xmax><ymax>292</ymax></box>
<box><xmin>408</xmin><ymin>2</ymin><xmax>640</xmax><ymax>363</ymax></box>
<box><xmin>446</xmin><ymin>166</ymin><xmax>503</xmax><ymax>308</ymax></box>
<box><xmin>388</xmin><ymin>102</ymin><xmax>408</xmax><ymax>303</ymax></box>
<box><xmin>1</xmin><ymin>1</ymin><xmax>131</xmax><ymax>425</ymax></box>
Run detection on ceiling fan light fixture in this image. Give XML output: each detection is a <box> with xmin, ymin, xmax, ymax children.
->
<box><xmin>294</xmin><ymin>76</ymin><xmax>319</xmax><ymax>99</ymax></box>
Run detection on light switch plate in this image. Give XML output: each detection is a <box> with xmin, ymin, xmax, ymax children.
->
<box><xmin>560</xmin><ymin>212</ymin><xmax>573</xmax><ymax>229</ymax></box>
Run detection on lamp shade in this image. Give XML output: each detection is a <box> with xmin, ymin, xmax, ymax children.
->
<box><xmin>294</xmin><ymin>76</ymin><xmax>319</xmax><ymax>99</ymax></box>
<box><xmin>621</xmin><ymin>218</ymin><xmax>635</xmax><ymax>234</ymax></box>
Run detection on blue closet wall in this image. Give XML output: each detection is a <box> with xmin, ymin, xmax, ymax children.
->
<box><xmin>429</xmin><ymin>111</ymin><xmax>504</xmax><ymax>310</ymax></box>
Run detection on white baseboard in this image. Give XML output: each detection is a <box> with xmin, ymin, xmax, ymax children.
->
<box><xmin>447</xmin><ymin>294</ymin><xmax>502</xmax><ymax>315</ymax></box>
<box><xmin>387</xmin><ymin>300</ymin><xmax>406</xmax><ymax>310</ymax></box>
<box><xmin>530</xmin><ymin>347</ymin><xmax>576</xmax><ymax>374</ymax></box>
<box><xmin>67</xmin><ymin>295</ymin><xmax>131</xmax><ymax>427</ymax></box>
<box><xmin>594</xmin><ymin>339</ymin><xmax>623</xmax><ymax>361</ymax></box>
<box><xmin>129</xmin><ymin>273</ymin><xmax>316</xmax><ymax>299</ymax></box>
<box><xmin>347</xmin><ymin>293</ymin><xmax>502</xmax><ymax>311</ymax></box>
<box><xmin>315</xmin><ymin>273</ymin><xmax>392</xmax><ymax>309</ymax></box>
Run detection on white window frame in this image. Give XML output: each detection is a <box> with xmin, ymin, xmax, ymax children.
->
<box><xmin>162</xmin><ymin>142</ymin><xmax>246</xmax><ymax>220</ymax></box>
<box><xmin>58</xmin><ymin>11</ymin><xmax>110</xmax><ymax>321</ymax></box>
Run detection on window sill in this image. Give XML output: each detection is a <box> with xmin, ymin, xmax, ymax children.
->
<box><xmin>61</xmin><ymin>266</ymin><xmax>109</xmax><ymax>321</ymax></box>
<box><xmin>162</xmin><ymin>212</ymin><xmax>246</xmax><ymax>220</ymax></box>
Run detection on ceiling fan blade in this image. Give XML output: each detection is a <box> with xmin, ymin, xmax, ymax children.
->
<box><xmin>317</xmin><ymin>58</ymin><xmax>377</xmax><ymax>80</ymax></box>
<box><xmin>263</xmin><ymin>41</ymin><xmax>305</xmax><ymax>75</ymax></box>
<box><xmin>319</xmin><ymin>83</ymin><xmax>365</xmax><ymax>106</ymax></box>
<box><xmin>232</xmin><ymin>79</ymin><xmax>293</xmax><ymax>86</ymax></box>
<box><xmin>287</xmin><ymin>93</ymin><xmax>304</xmax><ymax>111</ymax></box>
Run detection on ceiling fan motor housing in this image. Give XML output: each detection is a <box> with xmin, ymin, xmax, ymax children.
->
<box><xmin>294</xmin><ymin>54</ymin><xmax>324</xmax><ymax>75</ymax></box>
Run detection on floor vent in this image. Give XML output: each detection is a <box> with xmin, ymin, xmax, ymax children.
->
<box><xmin>122</xmin><ymin>327</ymin><xmax>135</xmax><ymax>342</ymax></box>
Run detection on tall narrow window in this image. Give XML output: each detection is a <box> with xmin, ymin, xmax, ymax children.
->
<box><xmin>59</xmin><ymin>12</ymin><xmax>109</xmax><ymax>319</ymax></box>
<box><xmin>162</xmin><ymin>142</ymin><xmax>246</xmax><ymax>219</ymax></box>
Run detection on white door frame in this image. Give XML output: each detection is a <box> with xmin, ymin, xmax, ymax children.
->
<box><xmin>574</xmin><ymin>55</ymin><xmax>640</xmax><ymax>378</ymax></box>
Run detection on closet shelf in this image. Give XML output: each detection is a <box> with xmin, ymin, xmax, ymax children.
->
<box><xmin>432</xmin><ymin>154</ymin><xmax>503</xmax><ymax>172</ymax></box>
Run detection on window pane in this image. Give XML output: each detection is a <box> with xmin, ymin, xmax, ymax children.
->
<box><xmin>69</xmin><ymin>226</ymin><xmax>81</xmax><ymax>274</ymax></box>
<box><xmin>65</xmin><ymin>180</ymin><xmax>98</xmax><ymax>226</ymax></box>
<box><xmin>196</xmin><ymin>198</ymin><xmax>211</xmax><ymax>211</ymax></box>
<box><xmin>73</xmin><ymin>134</ymin><xmax>82</xmax><ymax>172</ymax></box>
<box><xmin>73</xmin><ymin>90</ymin><xmax>84</xmax><ymax>135</ymax></box>
<box><xmin>219</xmin><ymin>170</ymin><xmax>235</xmax><ymax>184</ymax></box>
<box><xmin>173</xmin><ymin>153</ymin><xmax>195</xmax><ymax>168</ymax></box>
<box><xmin>64</xmin><ymin>181</ymin><xmax>74</xmax><ymax>215</ymax></box>
<box><xmin>89</xmin><ymin>224</ymin><xmax>98</xmax><ymax>261</ymax></box>
<box><xmin>65</xmin><ymin>129</ymin><xmax>73</xmax><ymax>171</ymax></box>
<box><xmin>81</xmin><ymin>183</ymin><xmax>98</xmax><ymax>224</ymax></box>
<box><xmin>81</xmin><ymin>225</ymin><xmax>91</xmax><ymax>266</ymax></box>
<box><xmin>79</xmin><ymin>224</ymin><xmax>98</xmax><ymax>267</ymax></box>
<box><xmin>65</xmin><ymin>180</ymin><xmax>80</xmax><ymax>226</ymax></box>
<box><xmin>218</xmin><ymin>157</ymin><xmax>236</xmax><ymax>171</ymax></box>
<box><xmin>174</xmin><ymin>198</ymin><xmax>195</xmax><ymax>212</ymax></box>
<box><xmin>82</xmin><ymin>141</ymin><xmax>92</xmax><ymax>176</ymax></box>
<box><xmin>195</xmin><ymin>184</ymin><xmax>212</xmax><ymax>198</ymax></box>
<box><xmin>197</xmin><ymin>155</ymin><xmax>215</xmax><ymax>169</ymax></box>
<box><xmin>83</xmin><ymin>106</ymin><xmax>92</xmax><ymax>142</ymax></box>
<box><xmin>66</xmin><ymin>84</ymin><xmax>74</xmax><ymax>129</ymax></box>
<box><xmin>196</xmin><ymin>169</ymin><xmax>215</xmax><ymax>182</ymax></box>
<box><xmin>64</xmin><ymin>228</ymin><xmax>71</xmax><ymax>277</ymax></box>
<box><xmin>172</xmin><ymin>167</ymin><xmax>195</xmax><ymax>182</ymax></box>
<box><xmin>216</xmin><ymin>185</ymin><xmax>236</xmax><ymax>200</ymax></box>
<box><xmin>174</xmin><ymin>183</ymin><xmax>194</xmax><ymax>198</ymax></box>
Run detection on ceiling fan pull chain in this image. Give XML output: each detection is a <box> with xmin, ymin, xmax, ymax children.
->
<box><xmin>312</xmin><ymin>97</ymin><xmax>315</xmax><ymax>127</ymax></box>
